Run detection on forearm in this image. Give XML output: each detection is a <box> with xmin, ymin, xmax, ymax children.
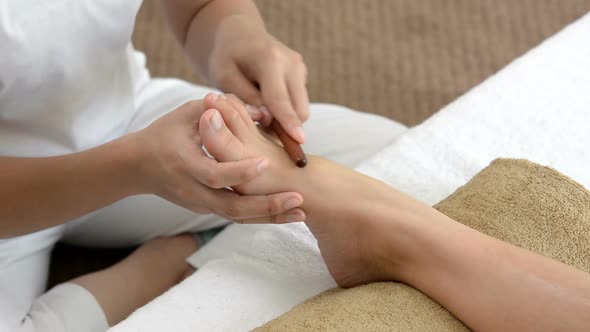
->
<box><xmin>163</xmin><ymin>0</ymin><xmax>264</xmax><ymax>77</ymax></box>
<box><xmin>397</xmin><ymin>209</ymin><xmax>590</xmax><ymax>331</ymax></box>
<box><xmin>0</xmin><ymin>134</ymin><xmax>144</xmax><ymax>237</ymax></box>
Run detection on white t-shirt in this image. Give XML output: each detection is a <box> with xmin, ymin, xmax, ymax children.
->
<box><xmin>0</xmin><ymin>0</ymin><xmax>147</xmax><ymax>158</ymax></box>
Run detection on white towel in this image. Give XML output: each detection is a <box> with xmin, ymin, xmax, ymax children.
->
<box><xmin>110</xmin><ymin>13</ymin><xmax>590</xmax><ymax>332</ymax></box>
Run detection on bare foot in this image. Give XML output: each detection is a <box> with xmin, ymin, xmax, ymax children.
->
<box><xmin>199</xmin><ymin>94</ymin><xmax>408</xmax><ymax>287</ymax></box>
<box><xmin>200</xmin><ymin>93</ymin><xmax>296</xmax><ymax>195</ymax></box>
<box><xmin>73</xmin><ymin>234</ymin><xmax>198</xmax><ymax>325</ymax></box>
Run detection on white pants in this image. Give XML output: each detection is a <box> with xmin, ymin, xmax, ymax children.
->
<box><xmin>0</xmin><ymin>79</ymin><xmax>407</xmax><ymax>332</ymax></box>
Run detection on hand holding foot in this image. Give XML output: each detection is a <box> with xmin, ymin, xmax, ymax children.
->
<box><xmin>199</xmin><ymin>93</ymin><xmax>417</xmax><ymax>287</ymax></box>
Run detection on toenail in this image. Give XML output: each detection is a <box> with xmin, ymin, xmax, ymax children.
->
<box><xmin>211</xmin><ymin>110</ymin><xmax>223</xmax><ymax>131</ymax></box>
<box><xmin>259</xmin><ymin>106</ymin><xmax>270</xmax><ymax>115</ymax></box>
<box><xmin>283</xmin><ymin>197</ymin><xmax>302</xmax><ymax>210</ymax></box>
<box><xmin>245</xmin><ymin>104</ymin><xmax>260</xmax><ymax>116</ymax></box>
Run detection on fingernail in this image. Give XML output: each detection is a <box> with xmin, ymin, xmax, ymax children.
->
<box><xmin>209</xmin><ymin>93</ymin><xmax>218</xmax><ymax>102</ymax></box>
<box><xmin>285</xmin><ymin>213</ymin><xmax>303</xmax><ymax>223</ymax></box>
<box><xmin>256</xmin><ymin>159</ymin><xmax>269</xmax><ymax>173</ymax></box>
<box><xmin>283</xmin><ymin>197</ymin><xmax>302</xmax><ymax>210</ymax></box>
<box><xmin>294</xmin><ymin>126</ymin><xmax>305</xmax><ymax>143</ymax></box>
<box><xmin>220</xmin><ymin>94</ymin><xmax>227</xmax><ymax>100</ymax></box>
<box><xmin>210</xmin><ymin>110</ymin><xmax>223</xmax><ymax>131</ymax></box>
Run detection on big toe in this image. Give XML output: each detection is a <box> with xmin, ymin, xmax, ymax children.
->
<box><xmin>200</xmin><ymin>108</ymin><xmax>244</xmax><ymax>162</ymax></box>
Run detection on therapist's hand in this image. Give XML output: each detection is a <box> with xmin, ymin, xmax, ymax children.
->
<box><xmin>134</xmin><ymin>99</ymin><xmax>305</xmax><ymax>224</ymax></box>
<box><xmin>208</xmin><ymin>15</ymin><xmax>310</xmax><ymax>143</ymax></box>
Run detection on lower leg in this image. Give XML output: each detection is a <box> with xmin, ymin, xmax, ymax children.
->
<box><xmin>72</xmin><ymin>234</ymin><xmax>197</xmax><ymax>326</ymax></box>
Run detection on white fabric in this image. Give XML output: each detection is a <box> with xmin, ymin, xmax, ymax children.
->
<box><xmin>110</xmin><ymin>13</ymin><xmax>590</xmax><ymax>332</ymax></box>
<box><xmin>0</xmin><ymin>1</ymin><xmax>140</xmax><ymax>330</ymax></box>
<box><xmin>0</xmin><ymin>82</ymin><xmax>406</xmax><ymax>331</ymax></box>
<box><xmin>0</xmin><ymin>0</ymin><xmax>144</xmax><ymax>157</ymax></box>
<box><xmin>0</xmin><ymin>1</ymin><xmax>408</xmax><ymax>331</ymax></box>
<box><xmin>20</xmin><ymin>283</ymin><xmax>108</xmax><ymax>332</ymax></box>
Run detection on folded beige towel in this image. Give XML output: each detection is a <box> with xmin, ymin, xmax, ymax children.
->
<box><xmin>255</xmin><ymin>159</ymin><xmax>590</xmax><ymax>331</ymax></box>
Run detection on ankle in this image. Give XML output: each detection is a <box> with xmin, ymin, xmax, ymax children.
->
<box><xmin>368</xmin><ymin>201</ymin><xmax>451</xmax><ymax>285</ymax></box>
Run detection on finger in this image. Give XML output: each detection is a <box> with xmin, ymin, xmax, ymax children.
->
<box><xmin>199</xmin><ymin>108</ymin><xmax>246</xmax><ymax>162</ymax></box>
<box><xmin>206</xmin><ymin>90</ymin><xmax>266</xmax><ymax>124</ymax></box>
<box><xmin>259</xmin><ymin>70</ymin><xmax>305</xmax><ymax>143</ymax></box>
<box><xmin>189</xmin><ymin>156</ymin><xmax>269</xmax><ymax>189</ymax></box>
<box><xmin>287</xmin><ymin>65</ymin><xmax>310</xmax><ymax>122</ymax></box>
<box><xmin>258</xmin><ymin>105</ymin><xmax>274</xmax><ymax>127</ymax></box>
<box><xmin>208</xmin><ymin>190</ymin><xmax>305</xmax><ymax>221</ymax></box>
<box><xmin>238</xmin><ymin>208</ymin><xmax>306</xmax><ymax>224</ymax></box>
<box><xmin>215</xmin><ymin>65</ymin><xmax>264</xmax><ymax>107</ymax></box>
<box><xmin>224</xmin><ymin>94</ymin><xmax>259</xmax><ymax>131</ymax></box>
<box><xmin>244</xmin><ymin>104</ymin><xmax>266</xmax><ymax>123</ymax></box>
<box><xmin>203</xmin><ymin>95</ymin><xmax>251</xmax><ymax>140</ymax></box>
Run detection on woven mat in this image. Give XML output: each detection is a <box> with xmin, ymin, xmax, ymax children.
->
<box><xmin>133</xmin><ymin>0</ymin><xmax>589</xmax><ymax>125</ymax></box>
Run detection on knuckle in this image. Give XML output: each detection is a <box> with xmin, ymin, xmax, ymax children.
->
<box><xmin>291</xmin><ymin>52</ymin><xmax>303</xmax><ymax>64</ymax></box>
<box><xmin>299</xmin><ymin>109</ymin><xmax>310</xmax><ymax>122</ymax></box>
<box><xmin>203</xmin><ymin>169</ymin><xmax>222</xmax><ymax>189</ymax></box>
<box><xmin>268</xmin><ymin>198</ymin><xmax>282</xmax><ymax>216</ymax></box>
<box><xmin>266</xmin><ymin>46</ymin><xmax>285</xmax><ymax>62</ymax></box>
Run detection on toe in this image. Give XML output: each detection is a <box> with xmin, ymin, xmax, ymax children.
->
<box><xmin>204</xmin><ymin>94</ymin><xmax>252</xmax><ymax>140</ymax></box>
<box><xmin>200</xmin><ymin>108</ymin><xmax>245</xmax><ymax>162</ymax></box>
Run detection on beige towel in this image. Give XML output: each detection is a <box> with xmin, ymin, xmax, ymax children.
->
<box><xmin>255</xmin><ymin>159</ymin><xmax>590</xmax><ymax>331</ymax></box>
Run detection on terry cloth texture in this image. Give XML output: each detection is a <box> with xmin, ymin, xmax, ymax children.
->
<box><xmin>132</xmin><ymin>0</ymin><xmax>590</xmax><ymax>125</ymax></box>
<box><xmin>255</xmin><ymin>158</ymin><xmax>590</xmax><ymax>331</ymax></box>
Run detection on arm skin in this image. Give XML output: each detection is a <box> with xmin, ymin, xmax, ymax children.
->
<box><xmin>163</xmin><ymin>0</ymin><xmax>310</xmax><ymax>143</ymax></box>
<box><xmin>0</xmin><ymin>135</ymin><xmax>141</xmax><ymax>238</ymax></box>
<box><xmin>162</xmin><ymin>0</ymin><xmax>264</xmax><ymax>77</ymax></box>
<box><xmin>0</xmin><ymin>100</ymin><xmax>306</xmax><ymax>238</ymax></box>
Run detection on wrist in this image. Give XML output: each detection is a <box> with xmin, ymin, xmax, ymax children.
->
<box><xmin>185</xmin><ymin>0</ymin><xmax>266</xmax><ymax>78</ymax></box>
<box><xmin>109</xmin><ymin>133</ymin><xmax>152</xmax><ymax>196</ymax></box>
